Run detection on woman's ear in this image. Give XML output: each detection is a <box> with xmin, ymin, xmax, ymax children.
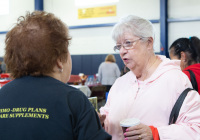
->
<box><xmin>180</xmin><ymin>51</ymin><xmax>187</xmax><ymax>62</ymax></box>
<box><xmin>56</xmin><ymin>58</ymin><xmax>63</xmax><ymax>72</ymax></box>
<box><xmin>180</xmin><ymin>51</ymin><xmax>188</xmax><ymax>70</ymax></box>
<box><xmin>147</xmin><ymin>37</ymin><xmax>154</xmax><ymax>50</ymax></box>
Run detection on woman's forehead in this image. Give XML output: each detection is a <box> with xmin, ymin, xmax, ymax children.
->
<box><xmin>117</xmin><ymin>33</ymin><xmax>137</xmax><ymax>42</ymax></box>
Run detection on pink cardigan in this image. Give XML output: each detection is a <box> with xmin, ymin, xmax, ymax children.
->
<box><xmin>100</xmin><ymin>55</ymin><xmax>200</xmax><ymax>140</ymax></box>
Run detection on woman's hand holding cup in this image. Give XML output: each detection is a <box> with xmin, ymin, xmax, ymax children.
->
<box><xmin>121</xmin><ymin>119</ymin><xmax>153</xmax><ymax>140</ymax></box>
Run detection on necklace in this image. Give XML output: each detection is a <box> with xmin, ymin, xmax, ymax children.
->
<box><xmin>136</xmin><ymin>56</ymin><xmax>158</xmax><ymax>95</ymax></box>
<box><xmin>142</xmin><ymin>56</ymin><xmax>158</xmax><ymax>80</ymax></box>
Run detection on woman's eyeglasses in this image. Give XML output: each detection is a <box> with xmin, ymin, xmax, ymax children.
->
<box><xmin>113</xmin><ymin>38</ymin><xmax>143</xmax><ymax>52</ymax></box>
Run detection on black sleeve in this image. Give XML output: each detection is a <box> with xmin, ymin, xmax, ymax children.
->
<box><xmin>77</xmin><ymin>108</ymin><xmax>111</xmax><ymax>140</ymax></box>
<box><xmin>68</xmin><ymin>90</ymin><xmax>111</xmax><ymax>140</ymax></box>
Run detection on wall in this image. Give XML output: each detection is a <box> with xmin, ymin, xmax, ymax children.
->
<box><xmin>168</xmin><ymin>0</ymin><xmax>200</xmax><ymax>48</ymax></box>
<box><xmin>0</xmin><ymin>0</ymin><xmax>34</xmax><ymax>31</ymax></box>
<box><xmin>44</xmin><ymin>0</ymin><xmax>159</xmax><ymax>26</ymax></box>
<box><xmin>0</xmin><ymin>0</ymin><xmax>200</xmax><ymax>74</ymax></box>
<box><xmin>42</xmin><ymin>0</ymin><xmax>160</xmax><ymax>74</ymax></box>
<box><xmin>0</xmin><ymin>0</ymin><xmax>34</xmax><ymax>57</ymax></box>
<box><xmin>0</xmin><ymin>0</ymin><xmax>160</xmax><ymax>74</ymax></box>
<box><xmin>71</xmin><ymin>54</ymin><xmax>124</xmax><ymax>75</ymax></box>
<box><xmin>69</xmin><ymin>24</ymin><xmax>160</xmax><ymax>55</ymax></box>
<box><xmin>0</xmin><ymin>0</ymin><xmax>160</xmax><ymax>57</ymax></box>
<box><xmin>44</xmin><ymin>0</ymin><xmax>160</xmax><ymax>55</ymax></box>
<box><xmin>1</xmin><ymin>0</ymin><xmax>200</xmax><ymax>55</ymax></box>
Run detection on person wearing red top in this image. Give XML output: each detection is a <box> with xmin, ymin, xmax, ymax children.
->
<box><xmin>169</xmin><ymin>36</ymin><xmax>200</xmax><ymax>93</ymax></box>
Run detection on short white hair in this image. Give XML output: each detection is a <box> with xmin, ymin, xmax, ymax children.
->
<box><xmin>112</xmin><ymin>15</ymin><xmax>155</xmax><ymax>43</ymax></box>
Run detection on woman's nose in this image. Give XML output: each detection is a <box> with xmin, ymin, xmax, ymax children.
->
<box><xmin>119</xmin><ymin>46</ymin><xmax>127</xmax><ymax>54</ymax></box>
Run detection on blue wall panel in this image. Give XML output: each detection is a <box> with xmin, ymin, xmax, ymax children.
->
<box><xmin>71</xmin><ymin>54</ymin><xmax>124</xmax><ymax>75</ymax></box>
<box><xmin>71</xmin><ymin>55</ymin><xmax>82</xmax><ymax>74</ymax></box>
<box><xmin>91</xmin><ymin>54</ymin><xmax>106</xmax><ymax>74</ymax></box>
<box><xmin>114</xmin><ymin>54</ymin><xmax>124</xmax><ymax>70</ymax></box>
<box><xmin>160</xmin><ymin>0</ymin><xmax>169</xmax><ymax>57</ymax></box>
<box><xmin>82</xmin><ymin>55</ymin><xmax>92</xmax><ymax>75</ymax></box>
<box><xmin>35</xmin><ymin>0</ymin><xmax>43</xmax><ymax>11</ymax></box>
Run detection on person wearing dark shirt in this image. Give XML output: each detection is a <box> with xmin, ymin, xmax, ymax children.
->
<box><xmin>0</xmin><ymin>11</ymin><xmax>111</xmax><ymax>140</ymax></box>
<box><xmin>169</xmin><ymin>36</ymin><xmax>200</xmax><ymax>93</ymax></box>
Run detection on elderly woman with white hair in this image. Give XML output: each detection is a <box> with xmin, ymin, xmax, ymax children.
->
<box><xmin>99</xmin><ymin>15</ymin><xmax>200</xmax><ymax>140</ymax></box>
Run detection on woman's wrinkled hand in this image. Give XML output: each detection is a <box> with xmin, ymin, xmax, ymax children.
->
<box><xmin>97</xmin><ymin>112</ymin><xmax>106</xmax><ymax>125</ymax></box>
<box><xmin>123</xmin><ymin>123</ymin><xmax>153</xmax><ymax>140</ymax></box>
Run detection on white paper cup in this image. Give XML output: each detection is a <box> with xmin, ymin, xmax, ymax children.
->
<box><xmin>120</xmin><ymin>118</ymin><xmax>140</xmax><ymax>133</ymax></box>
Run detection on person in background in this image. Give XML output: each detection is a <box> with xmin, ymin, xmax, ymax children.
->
<box><xmin>169</xmin><ymin>37</ymin><xmax>200</xmax><ymax>93</ymax></box>
<box><xmin>99</xmin><ymin>15</ymin><xmax>200</xmax><ymax>140</ymax></box>
<box><xmin>0</xmin><ymin>11</ymin><xmax>111</xmax><ymax>140</ymax></box>
<box><xmin>98</xmin><ymin>54</ymin><xmax>120</xmax><ymax>92</ymax></box>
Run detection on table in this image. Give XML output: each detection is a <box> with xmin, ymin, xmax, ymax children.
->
<box><xmin>88</xmin><ymin>85</ymin><xmax>107</xmax><ymax>102</ymax></box>
<box><xmin>70</xmin><ymin>85</ymin><xmax>91</xmax><ymax>97</ymax></box>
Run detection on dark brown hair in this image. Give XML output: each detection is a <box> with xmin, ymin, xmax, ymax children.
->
<box><xmin>105</xmin><ymin>54</ymin><xmax>116</xmax><ymax>62</ymax></box>
<box><xmin>169</xmin><ymin>36</ymin><xmax>200</xmax><ymax>65</ymax></box>
<box><xmin>4</xmin><ymin>11</ymin><xmax>71</xmax><ymax>78</ymax></box>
